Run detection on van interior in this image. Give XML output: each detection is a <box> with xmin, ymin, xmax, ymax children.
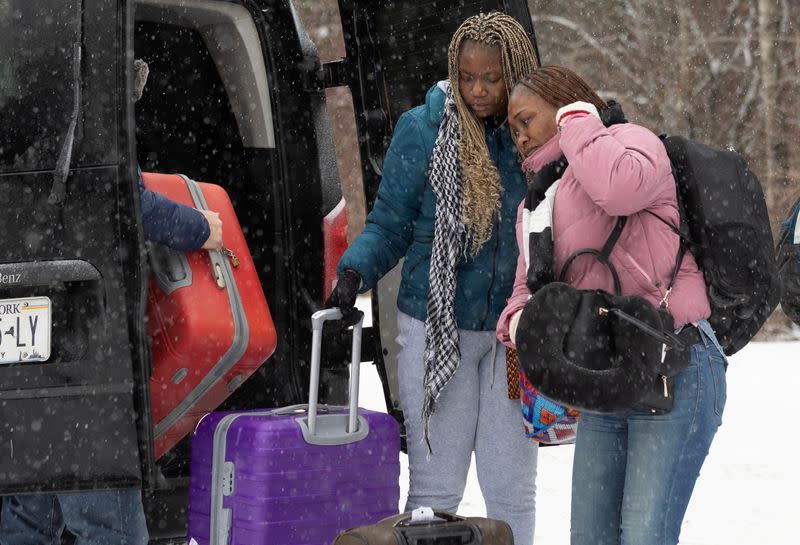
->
<box><xmin>134</xmin><ymin>0</ymin><xmax>278</xmax><ymax>286</ymax></box>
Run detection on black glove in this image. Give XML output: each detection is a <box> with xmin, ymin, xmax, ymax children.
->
<box><xmin>322</xmin><ymin>269</ymin><xmax>363</xmax><ymax>369</ymax></box>
<box><xmin>324</xmin><ymin>269</ymin><xmax>363</xmax><ymax>328</ymax></box>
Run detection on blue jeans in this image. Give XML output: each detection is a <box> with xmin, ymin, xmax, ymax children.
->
<box><xmin>0</xmin><ymin>490</ymin><xmax>148</xmax><ymax>545</ymax></box>
<box><xmin>570</xmin><ymin>320</ymin><xmax>727</xmax><ymax>545</ymax></box>
<box><xmin>396</xmin><ymin>312</ymin><xmax>538</xmax><ymax>545</ymax></box>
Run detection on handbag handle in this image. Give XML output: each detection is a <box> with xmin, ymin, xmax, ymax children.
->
<box><xmin>394</xmin><ymin>510</ymin><xmax>465</xmax><ymax>527</ymax></box>
<box><xmin>560</xmin><ymin>217</ymin><xmax>626</xmax><ymax>295</ymax></box>
<box><xmin>561</xmin><ymin>214</ymin><xmax>685</xmax><ymax>309</ymax></box>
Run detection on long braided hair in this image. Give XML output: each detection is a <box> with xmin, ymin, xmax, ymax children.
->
<box><xmin>448</xmin><ymin>12</ymin><xmax>538</xmax><ymax>254</ymax></box>
<box><xmin>514</xmin><ymin>65</ymin><xmax>607</xmax><ymax>111</ymax></box>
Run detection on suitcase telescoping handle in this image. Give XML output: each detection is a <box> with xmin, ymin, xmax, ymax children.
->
<box><xmin>308</xmin><ymin>308</ymin><xmax>363</xmax><ymax>436</ymax></box>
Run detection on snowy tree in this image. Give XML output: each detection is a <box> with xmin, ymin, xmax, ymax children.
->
<box><xmin>293</xmin><ymin>0</ymin><xmax>800</xmax><ymax>335</ymax></box>
<box><xmin>530</xmin><ymin>0</ymin><xmax>800</xmax><ymax>336</ymax></box>
<box><xmin>529</xmin><ymin>0</ymin><xmax>799</xmax><ymax>224</ymax></box>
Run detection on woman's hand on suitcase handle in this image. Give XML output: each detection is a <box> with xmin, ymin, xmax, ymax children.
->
<box><xmin>200</xmin><ymin>210</ymin><xmax>223</xmax><ymax>250</ymax></box>
<box><xmin>322</xmin><ymin>269</ymin><xmax>363</xmax><ymax>368</ymax></box>
<box><xmin>325</xmin><ymin>269</ymin><xmax>363</xmax><ymax>328</ymax></box>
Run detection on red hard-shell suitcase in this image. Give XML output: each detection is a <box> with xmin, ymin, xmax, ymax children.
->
<box><xmin>142</xmin><ymin>172</ymin><xmax>277</xmax><ymax>459</ymax></box>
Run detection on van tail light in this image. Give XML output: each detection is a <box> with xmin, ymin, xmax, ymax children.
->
<box><xmin>322</xmin><ymin>198</ymin><xmax>349</xmax><ymax>301</ymax></box>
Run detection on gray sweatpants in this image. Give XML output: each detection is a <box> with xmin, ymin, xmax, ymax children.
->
<box><xmin>396</xmin><ymin>311</ymin><xmax>538</xmax><ymax>545</ymax></box>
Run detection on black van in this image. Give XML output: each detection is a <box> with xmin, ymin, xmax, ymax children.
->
<box><xmin>0</xmin><ymin>0</ymin><xmax>536</xmax><ymax>542</ymax></box>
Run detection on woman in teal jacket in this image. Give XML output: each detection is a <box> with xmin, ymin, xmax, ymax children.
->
<box><xmin>327</xmin><ymin>12</ymin><xmax>540</xmax><ymax>545</ymax></box>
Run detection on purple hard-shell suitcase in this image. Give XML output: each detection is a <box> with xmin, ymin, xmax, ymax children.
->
<box><xmin>187</xmin><ymin>309</ymin><xmax>401</xmax><ymax>545</ymax></box>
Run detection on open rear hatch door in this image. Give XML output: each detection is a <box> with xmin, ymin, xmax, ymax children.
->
<box><xmin>0</xmin><ymin>0</ymin><xmax>151</xmax><ymax>493</ymax></box>
<box><xmin>335</xmin><ymin>0</ymin><xmax>538</xmax><ymax>436</ymax></box>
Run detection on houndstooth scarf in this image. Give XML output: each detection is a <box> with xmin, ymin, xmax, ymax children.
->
<box><xmin>422</xmin><ymin>82</ymin><xmax>465</xmax><ymax>453</ymax></box>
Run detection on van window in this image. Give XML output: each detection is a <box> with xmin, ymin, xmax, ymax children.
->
<box><xmin>133</xmin><ymin>0</ymin><xmax>278</xmax><ymax>288</ymax></box>
<box><xmin>134</xmin><ymin>21</ymin><xmax>244</xmax><ymax>174</ymax></box>
<box><xmin>0</xmin><ymin>1</ymin><xmax>80</xmax><ymax>173</ymax></box>
<box><xmin>134</xmin><ymin>0</ymin><xmax>276</xmax><ymax>175</ymax></box>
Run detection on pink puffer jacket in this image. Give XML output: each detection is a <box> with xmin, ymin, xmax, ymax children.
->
<box><xmin>497</xmin><ymin>114</ymin><xmax>711</xmax><ymax>347</ymax></box>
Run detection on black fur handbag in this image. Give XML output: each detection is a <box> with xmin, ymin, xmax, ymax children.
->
<box><xmin>516</xmin><ymin>217</ymin><xmax>691</xmax><ymax>414</ymax></box>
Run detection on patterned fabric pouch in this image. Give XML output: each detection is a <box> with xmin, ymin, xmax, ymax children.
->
<box><xmin>515</xmin><ymin>348</ymin><xmax>580</xmax><ymax>445</ymax></box>
<box><xmin>506</xmin><ymin>347</ymin><xmax>579</xmax><ymax>443</ymax></box>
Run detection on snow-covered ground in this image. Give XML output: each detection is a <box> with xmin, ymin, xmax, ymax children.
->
<box><xmin>358</xmin><ymin>341</ymin><xmax>800</xmax><ymax>545</ymax></box>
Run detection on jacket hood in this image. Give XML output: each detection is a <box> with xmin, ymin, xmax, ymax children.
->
<box><xmin>423</xmin><ymin>82</ymin><xmax>448</xmax><ymax>126</ymax></box>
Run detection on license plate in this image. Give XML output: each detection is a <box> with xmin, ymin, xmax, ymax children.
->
<box><xmin>0</xmin><ymin>296</ymin><xmax>51</xmax><ymax>364</ymax></box>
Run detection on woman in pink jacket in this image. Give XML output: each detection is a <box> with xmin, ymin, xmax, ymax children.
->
<box><xmin>498</xmin><ymin>66</ymin><xmax>728</xmax><ymax>545</ymax></box>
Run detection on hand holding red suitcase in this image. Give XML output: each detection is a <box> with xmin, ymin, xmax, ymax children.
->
<box><xmin>143</xmin><ymin>172</ymin><xmax>277</xmax><ymax>459</ymax></box>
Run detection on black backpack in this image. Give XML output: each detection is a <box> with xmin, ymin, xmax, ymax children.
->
<box><xmin>777</xmin><ymin>197</ymin><xmax>800</xmax><ymax>326</ymax></box>
<box><xmin>657</xmin><ymin>135</ymin><xmax>780</xmax><ymax>355</ymax></box>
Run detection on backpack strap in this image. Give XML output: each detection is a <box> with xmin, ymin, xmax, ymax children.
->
<box><xmin>660</xmin><ymin>243</ymin><xmax>686</xmax><ymax>309</ymax></box>
<box><xmin>642</xmin><ymin>210</ymin><xmax>687</xmax><ymax>309</ymax></box>
<box><xmin>559</xmin><ymin>217</ymin><xmax>626</xmax><ymax>296</ymax></box>
<box><xmin>643</xmin><ymin>209</ymin><xmax>701</xmax><ymax>249</ymax></box>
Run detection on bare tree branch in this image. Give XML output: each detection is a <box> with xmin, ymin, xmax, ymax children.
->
<box><xmin>532</xmin><ymin>13</ymin><xmax>647</xmax><ymax>91</ymax></box>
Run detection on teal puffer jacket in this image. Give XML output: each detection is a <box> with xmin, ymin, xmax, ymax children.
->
<box><xmin>337</xmin><ymin>84</ymin><xmax>527</xmax><ymax>331</ymax></box>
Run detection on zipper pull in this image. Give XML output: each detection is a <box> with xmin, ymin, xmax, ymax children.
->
<box><xmin>659</xmin><ymin>286</ymin><xmax>673</xmax><ymax>309</ymax></box>
<box><xmin>661</xmin><ymin>374</ymin><xmax>669</xmax><ymax>398</ymax></box>
<box><xmin>213</xmin><ymin>263</ymin><xmax>226</xmax><ymax>289</ymax></box>
<box><xmin>661</xmin><ymin>343</ymin><xmax>668</xmax><ymax>364</ymax></box>
<box><xmin>221</xmin><ymin>246</ymin><xmax>240</xmax><ymax>267</ymax></box>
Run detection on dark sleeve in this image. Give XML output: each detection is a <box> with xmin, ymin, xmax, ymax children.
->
<box><xmin>779</xmin><ymin>198</ymin><xmax>800</xmax><ymax>326</ymax></box>
<box><xmin>779</xmin><ymin>246</ymin><xmax>800</xmax><ymax>326</ymax></box>
<box><xmin>336</xmin><ymin>112</ymin><xmax>429</xmax><ymax>289</ymax></box>
<box><xmin>138</xmin><ymin>172</ymin><xmax>210</xmax><ymax>251</ymax></box>
<box><xmin>790</xmin><ymin>199</ymin><xmax>800</xmax><ymax>264</ymax></box>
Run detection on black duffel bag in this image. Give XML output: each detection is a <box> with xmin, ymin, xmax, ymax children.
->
<box><xmin>515</xmin><ymin>283</ymin><xmax>690</xmax><ymax>414</ymax></box>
